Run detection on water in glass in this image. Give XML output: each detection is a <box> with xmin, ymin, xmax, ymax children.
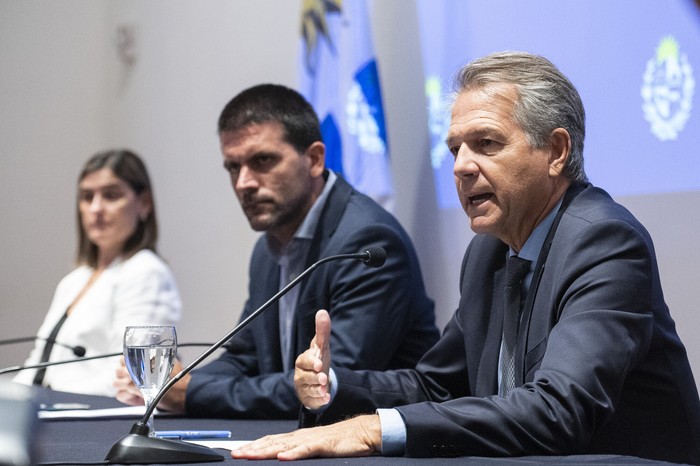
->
<box><xmin>123</xmin><ymin>325</ymin><xmax>176</xmax><ymax>435</ymax></box>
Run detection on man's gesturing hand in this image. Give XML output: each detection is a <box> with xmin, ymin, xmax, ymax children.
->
<box><xmin>294</xmin><ymin>309</ymin><xmax>332</xmax><ymax>409</ymax></box>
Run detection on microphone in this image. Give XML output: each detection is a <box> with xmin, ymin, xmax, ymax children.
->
<box><xmin>0</xmin><ymin>336</ymin><xmax>86</xmax><ymax>358</ymax></box>
<box><xmin>0</xmin><ymin>343</ymin><xmax>217</xmax><ymax>376</ymax></box>
<box><xmin>104</xmin><ymin>247</ymin><xmax>387</xmax><ymax>464</ymax></box>
<box><xmin>361</xmin><ymin>246</ymin><xmax>387</xmax><ymax>268</ymax></box>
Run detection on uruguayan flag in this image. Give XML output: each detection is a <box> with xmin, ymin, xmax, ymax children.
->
<box><xmin>300</xmin><ymin>0</ymin><xmax>394</xmax><ymax>211</ymax></box>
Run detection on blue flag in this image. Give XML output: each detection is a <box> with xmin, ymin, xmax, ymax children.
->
<box><xmin>300</xmin><ymin>0</ymin><xmax>394</xmax><ymax>210</ymax></box>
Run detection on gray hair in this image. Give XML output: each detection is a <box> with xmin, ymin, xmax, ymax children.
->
<box><xmin>453</xmin><ymin>51</ymin><xmax>588</xmax><ymax>183</ymax></box>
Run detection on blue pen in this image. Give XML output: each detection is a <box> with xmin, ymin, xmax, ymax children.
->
<box><xmin>155</xmin><ymin>430</ymin><xmax>232</xmax><ymax>440</ymax></box>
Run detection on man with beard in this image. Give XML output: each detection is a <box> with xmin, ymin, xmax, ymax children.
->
<box><xmin>114</xmin><ymin>84</ymin><xmax>439</xmax><ymax>419</ymax></box>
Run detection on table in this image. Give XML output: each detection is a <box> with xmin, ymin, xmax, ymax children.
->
<box><xmin>33</xmin><ymin>388</ymin><xmax>689</xmax><ymax>466</ymax></box>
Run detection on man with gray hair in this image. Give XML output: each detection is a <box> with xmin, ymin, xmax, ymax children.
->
<box><xmin>232</xmin><ymin>51</ymin><xmax>700</xmax><ymax>463</ymax></box>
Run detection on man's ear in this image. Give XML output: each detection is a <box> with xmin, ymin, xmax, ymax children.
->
<box><xmin>306</xmin><ymin>141</ymin><xmax>326</xmax><ymax>177</ymax></box>
<box><xmin>548</xmin><ymin>128</ymin><xmax>571</xmax><ymax>177</ymax></box>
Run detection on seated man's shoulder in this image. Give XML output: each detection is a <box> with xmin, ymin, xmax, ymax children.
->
<box><xmin>342</xmin><ymin>190</ymin><xmax>403</xmax><ymax>229</ymax></box>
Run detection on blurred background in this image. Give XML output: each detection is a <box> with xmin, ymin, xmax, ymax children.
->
<box><xmin>1</xmin><ymin>0</ymin><xmax>699</xmax><ymax>386</ymax></box>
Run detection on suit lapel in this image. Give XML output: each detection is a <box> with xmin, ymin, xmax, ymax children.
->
<box><xmin>475</xmin><ymin>263</ymin><xmax>507</xmax><ymax>396</ymax></box>
<box><xmin>303</xmin><ymin>174</ymin><xmax>353</xmax><ymax>269</ymax></box>
<box><xmin>516</xmin><ymin>182</ymin><xmax>587</xmax><ymax>383</ymax></box>
<box><xmin>255</xmin><ymin>257</ymin><xmax>283</xmax><ymax>372</ymax></box>
<box><xmin>288</xmin><ymin>174</ymin><xmax>353</xmax><ymax>368</ymax></box>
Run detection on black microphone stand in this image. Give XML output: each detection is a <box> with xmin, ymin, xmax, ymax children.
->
<box><xmin>0</xmin><ymin>336</ymin><xmax>87</xmax><ymax>357</ymax></box>
<box><xmin>105</xmin><ymin>249</ymin><xmax>382</xmax><ymax>464</ymax></box>
<box><xmin>0</xmin><ymin>336</ymin><xmax>39</xmax><ymax>345</ymax></box>
<box><xmin>0</xmin><ymin>353</ymin><xmax>122</xmax><ymax>375</ymax></box>
<box><xmin>0</xmin><ymin>343</ymin><xmax>216</xmax><ymax>376</ymax></box>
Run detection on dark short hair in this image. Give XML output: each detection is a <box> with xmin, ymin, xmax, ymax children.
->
<box><xmin>454</xmin><ymin>51</ymin><xmax>588</xmax><ymax>183</ymax></box>
<box><xmin>76</xmin><ymin>149</ymin><xmax>158</xmax><ymax>267</ymax></box>
<box><xmin>217</xmin><ymin>83</ymin><xmax>322</xmax><ymax>153</ymax></box>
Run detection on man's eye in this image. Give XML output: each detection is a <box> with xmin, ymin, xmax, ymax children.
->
<box><xmin>477</xmin><ymin>139</ymin><xmax>503</xmax><ymax>154</ymax></box>
<box><xmin>79</xmin><ymin>192</ymin><xmax>93</xmax><ymax>203</ymax></box>
<box><xmin>224</xmin><ymin>163</ymin><xmax>240</xmax><ymax>174</ymax></box>
<box><xmin>255</xmin><ymin>155</ymin><xmax>273</xmax><ymax>166</ymax></box>
<box><xmin>250</xmin><ymin>155</ymin><xmax>277</xmax><ymax>171</ymax></box>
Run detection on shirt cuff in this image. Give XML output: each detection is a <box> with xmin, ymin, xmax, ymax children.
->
<box><xmin>303</xmin><ymin>367</ymin><xmax>338</xmax><ymax>414</ymax></box>
<box><xmin>377</xmin><ymin>408</ymin><xmax>406</xmax><ymax>456</ymax></box>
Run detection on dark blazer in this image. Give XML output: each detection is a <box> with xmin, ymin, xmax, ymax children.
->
<box><xmin>314</xmin><ymin>183</ymin><xmax>700</xmax><ymax>464</ymax></box>
<box><xmin>185</xmin><ymin>174</ymin><xmax>438</xmax><ymax>419</ymax></box>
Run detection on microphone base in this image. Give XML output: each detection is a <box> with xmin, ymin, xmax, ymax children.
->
<box><xmin>105</xmin><ymin>422</ymin><xmax>224</xmax><ymax>464</ymax></box>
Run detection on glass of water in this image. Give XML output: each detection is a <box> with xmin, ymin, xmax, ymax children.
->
<box><xmin>123</xmin><ymin>325</ymin><xmax>177</xmax><ymax>435</ymax></box>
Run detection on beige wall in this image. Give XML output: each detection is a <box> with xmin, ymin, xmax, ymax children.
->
<box><xmin>1</xmin><ymin>1</ymin><xmax>698</xmax><ymax>389</ymax></box>
<box><xmin>1</xmin><ymin>0</ymin><xmax>111</xmax><ymax>363</ymax></box>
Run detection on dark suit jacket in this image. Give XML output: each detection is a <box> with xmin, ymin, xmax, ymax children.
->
<box><xmin>185</xmin><ymin>174</ymin><xmax>438</xmax><ymax>419</ymax></box>
<box><xmin>313</xmin><ymin>183</ymin><xmax>700</xmax><ymax>464</ymax></box>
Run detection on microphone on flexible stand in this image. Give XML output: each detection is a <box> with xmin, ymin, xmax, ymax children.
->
<box><xmin>0</xmin><ymin>336</ymin><xmax>86</xmax><ymax>358</ymax></box>
<box><xmin>0</xmin><ymin>343</ymin><xmax>219</xmax><ymax>377</ymax></box>
<box><xmin>0</xmin><ymin>353</ymin><xmax>120</xmax><ymax>376</ymax></box>
<box><xmin>104</xmin><ymin>246</ymin><xmax>387</xmax><ymax>464</ymax></box>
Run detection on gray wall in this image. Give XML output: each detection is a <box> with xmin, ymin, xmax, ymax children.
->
<box><xmin>1</xmin><ymin>1</ymin><xmax>698</xmax><ymax>389</ymax></box>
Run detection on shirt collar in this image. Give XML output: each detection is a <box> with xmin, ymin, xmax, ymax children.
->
<box><xmin>294</xmin><ymin>170</ymin><xmax>337</xmax><ymax>241</ymax></box>
<box><xmin>512</xmin><ymin>195</ymin><xmax>565</xmax><ymax>263</ymax></box>
<box><xmin>267</xmin><ymin>170</ymin><xmax>337</xmax><ymax>260</ymax></box>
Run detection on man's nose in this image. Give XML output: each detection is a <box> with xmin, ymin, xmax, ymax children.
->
<box><xmin>235</xmin><ymin>165</ymin><xmax>258</xmax><ymax>192</ymax></box>
<box><xmin>453</xmin><ymin>145</ymin><xmax>479</xmax><ymax>178</ymax></box>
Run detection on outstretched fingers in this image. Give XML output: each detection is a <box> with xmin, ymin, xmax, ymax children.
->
<box><xmin>231</xmin><ymin>416</ymin><xmax>382</xmax><ymax>461</ymax></box>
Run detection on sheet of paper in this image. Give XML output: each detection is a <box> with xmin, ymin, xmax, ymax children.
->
<box><xmin>38</xmin><ymin>405</ymin><xmax>155</xmax><ymax>420</ymax></box>
<box><xmin>185</xmin><ymin>439</ymin><xmax>251</xmax><ymax>451</ymax></box>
